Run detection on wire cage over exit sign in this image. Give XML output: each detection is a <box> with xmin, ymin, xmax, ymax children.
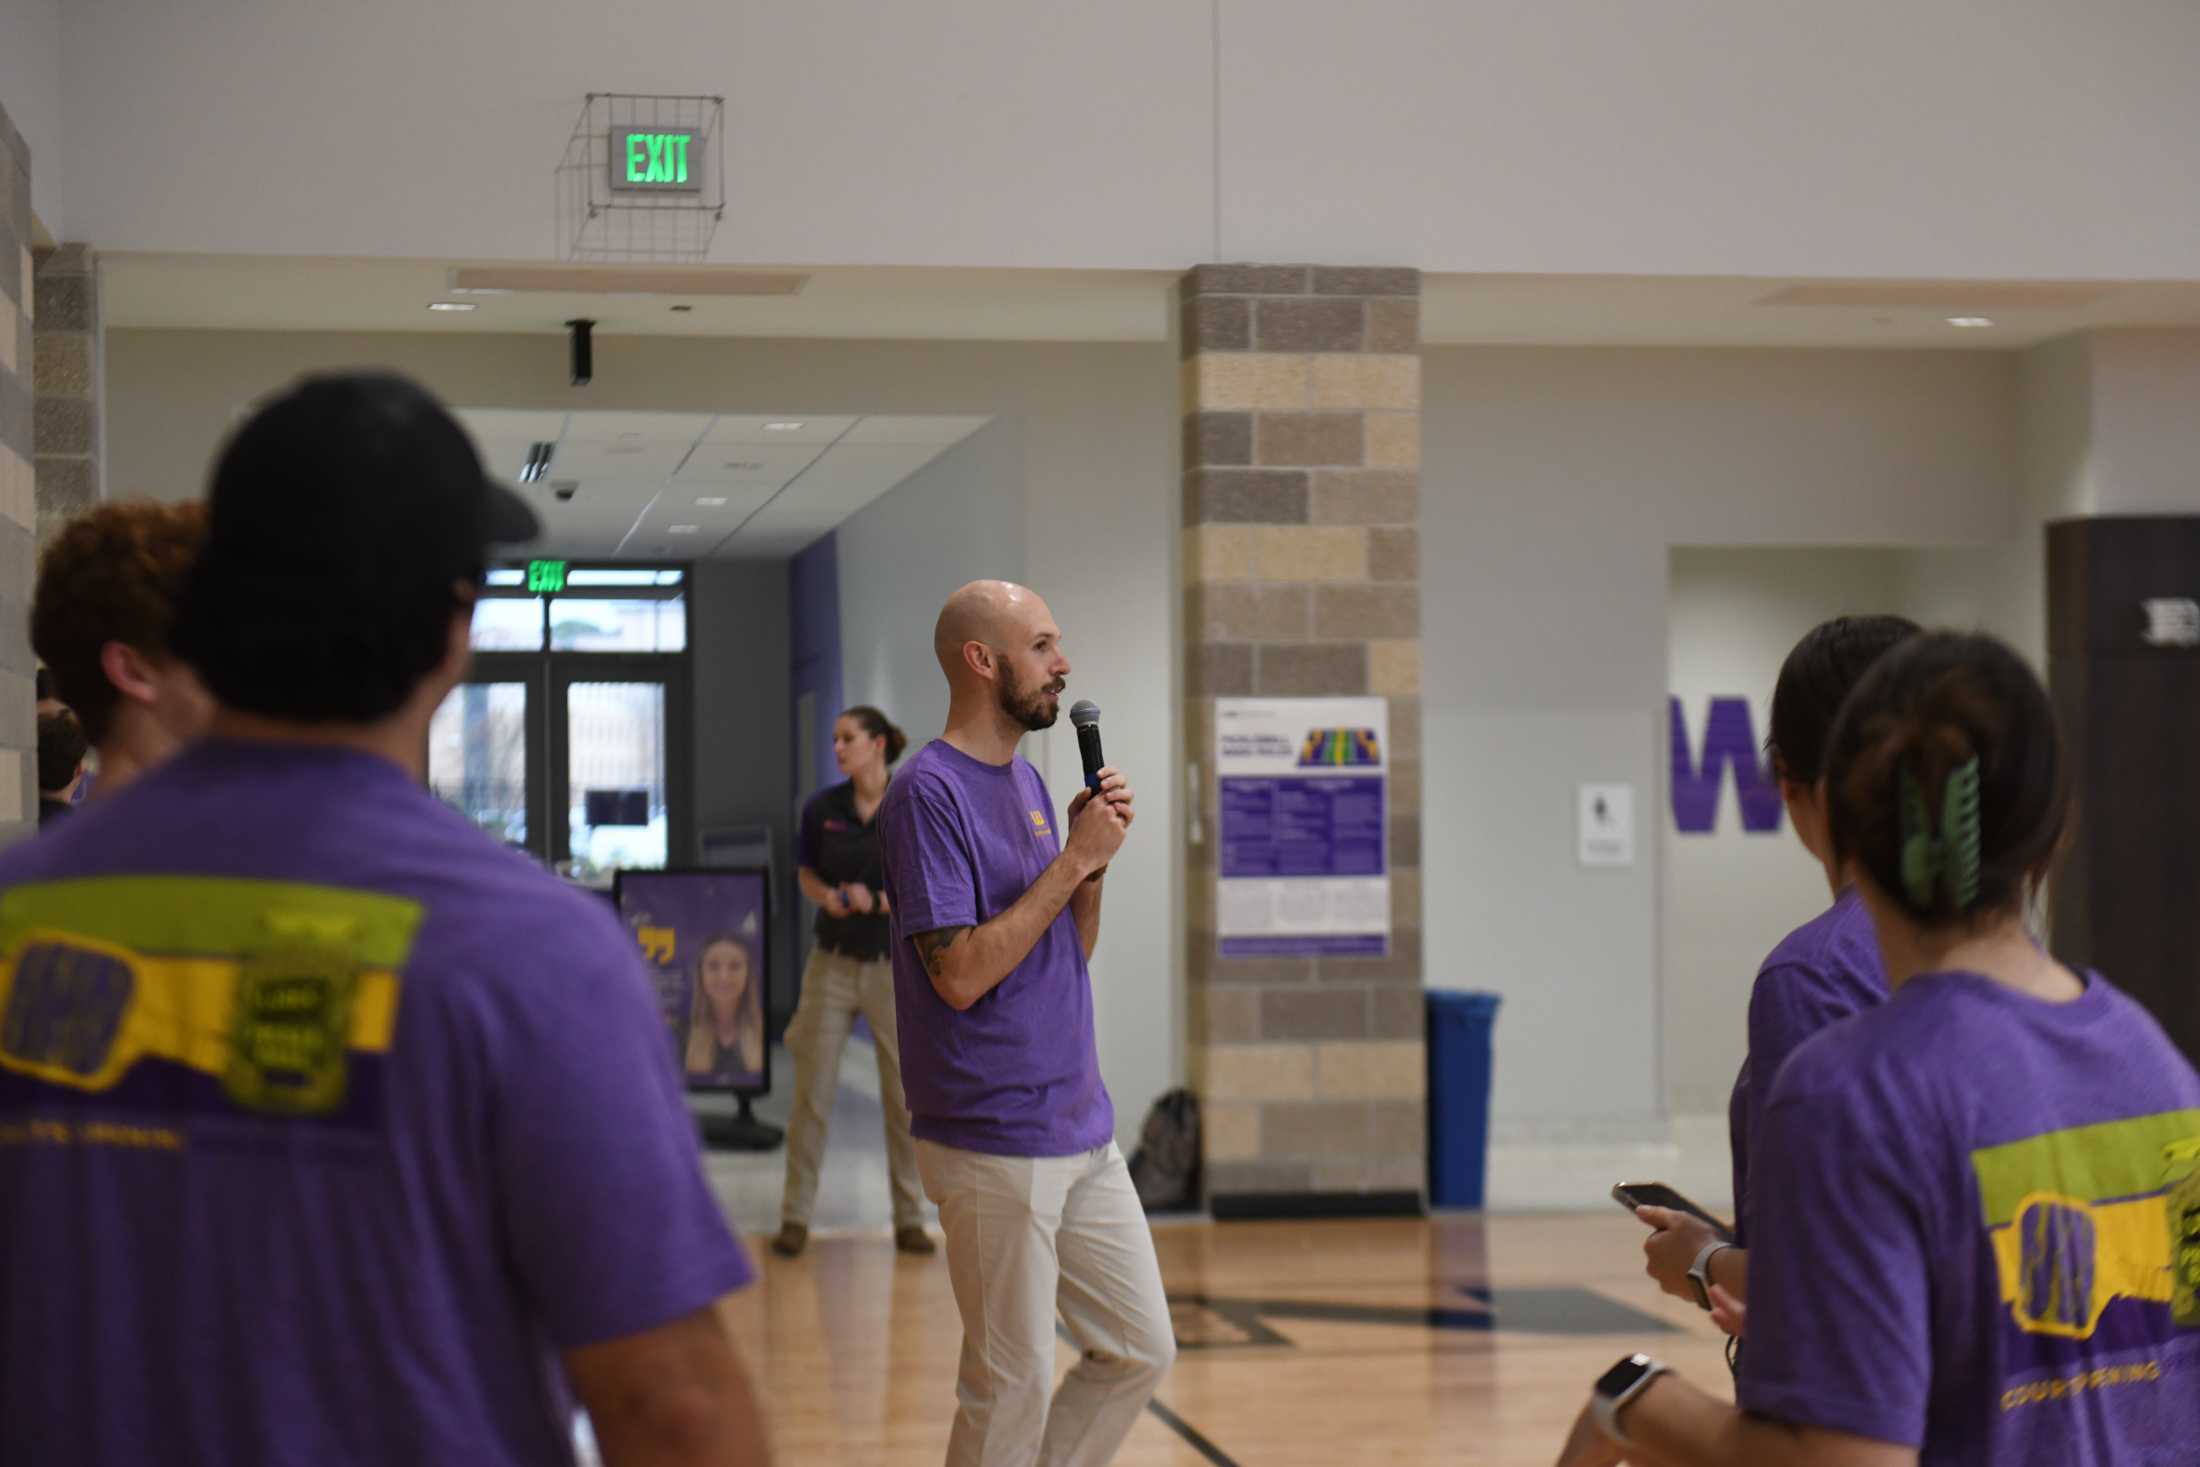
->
<box><xmin>556</xmin><ymin>93</ymin><xmax>726</xmax><ymax>262</ymax></box>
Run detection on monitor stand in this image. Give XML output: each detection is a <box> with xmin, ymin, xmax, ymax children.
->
<box><xmin>698</xmin><ymin>1095</ymin><xmax>784</xmax><ymax>1152</ymax></box>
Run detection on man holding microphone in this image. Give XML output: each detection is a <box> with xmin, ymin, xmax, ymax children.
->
<box><xmin>879</xmin><ymin>580</ymin><xmax>1175</xmax><ymax>1467</ymax></box>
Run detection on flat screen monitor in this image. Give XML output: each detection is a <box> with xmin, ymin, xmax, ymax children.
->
<box><xmin>586</xmin><ymin>788</ymin><xmax>651</xmax><ymax>828</ymax></box>
<box><xmin>613</xmin><ymin>867</ymin><xmax>771</xmax><ymax>1098</ymax></box>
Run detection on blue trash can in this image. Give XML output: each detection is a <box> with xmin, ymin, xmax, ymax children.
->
<box><xmin>1427</xmin><ymin>990</ymin><xmax>1501</xmax><ymax>1209</ymax></box>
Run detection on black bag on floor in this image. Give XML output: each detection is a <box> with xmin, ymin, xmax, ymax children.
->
<box><xmin>1128</xmin><ymin>1088</ymin><xmax>1201</xmax><ymax>1213</ymax></box>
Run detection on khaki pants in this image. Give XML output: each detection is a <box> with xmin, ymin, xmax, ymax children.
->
<box><xmin>780</xmin><ymin>946</ymin><xmax>925</xmax><ymax>1231</ymax></box>
<box><xmin>916</xmin><ymin>1139</ymin><xmax>1176</xmax><ymax>1467</ymax></box>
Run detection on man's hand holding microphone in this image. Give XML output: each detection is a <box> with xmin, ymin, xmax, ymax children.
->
<box><xmin>1066</xmin><ymin>700</ymin><xmax>1132</xmax><ymax>880</ymax></box>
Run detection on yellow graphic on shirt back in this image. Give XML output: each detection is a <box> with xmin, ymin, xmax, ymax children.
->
<box><xmin>2169</xmin><ymin>1139</ymin><xmax>2200</xmax><ymax>1329</ymax></box>
<box><xmin>223</xmin><ymin>947</ymin><xmax>362</xmax><ymax>1116</ymax></box>
<box><xmin>1971</xmin><ymin>1109</ymin><xmax>2200</xmax><ymax>1342</ymax></box>
<box><xmin>0</xmin><ymin>877</ymin><xmax>415</xmax><ymax>1118</ymax></box>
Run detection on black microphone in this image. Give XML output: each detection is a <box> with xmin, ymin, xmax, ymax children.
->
<box><xmin>1069</xmin><ymin>699</ymin><xmax>1105</xmax><ymax>794</ymax></box>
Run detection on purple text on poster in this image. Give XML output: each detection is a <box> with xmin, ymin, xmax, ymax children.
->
<box><xmin>1219</xmin><ymin>776</ymin><xmax>1387</xmax><ymax>879</ymax></box>
<box><xmin>1220</xmin><ymin>934</ymin><xmax>1388</xmax><ymax>958</ymax></box>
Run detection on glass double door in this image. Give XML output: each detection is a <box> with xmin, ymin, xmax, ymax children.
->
<box><xmin>428</xmin><ymin>654</ymin><xmax>692</xmax><ymax>879</ymax></box>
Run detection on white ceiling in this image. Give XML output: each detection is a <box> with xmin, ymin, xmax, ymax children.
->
<box><xmin>458</xmin><ymin>409</ymin><xmax>989</xmax><ymax>560</ymax></box>
<box><xmin>1419</xmin><ymin>275</ymin><xmax>2200</xmax><ymax>350</ymax></box>
<box><xmin>102</xmin><ymin>253</ymin><xmax>2200</xmax><ymax>350</ymax></box>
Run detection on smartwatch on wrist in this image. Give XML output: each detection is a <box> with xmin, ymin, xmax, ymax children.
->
<box><xmin>1592</xmin><ymin>1353</ymin><xmax>1670</xmax><ymax>1446</ymax></box>
<box><xmin>1686</xmin><ymin>1240</ymin><xmax>1733</xmax><ymax>1311</ymax></box>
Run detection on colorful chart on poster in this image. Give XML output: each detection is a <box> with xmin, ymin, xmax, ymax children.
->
<box><xmin>1214</xmin><ymin>697</ymin><xmax>1390</xmax><ymax>958</ymax></box>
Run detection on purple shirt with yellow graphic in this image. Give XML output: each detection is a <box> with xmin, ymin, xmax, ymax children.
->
<box><xmin>0</xmin><ymin>740</ymin><xmax>751</xmax><ymax>1466</ymax></box>
<box><xmin>1739</xmin><ymin>969</ymin><xmax>2200</xmax><ymax>1466</ymax></box>
<box><xmin>879</xmin><ymin>739</ymin><xmax>1113</xmax><ymax>1158</ymax></box>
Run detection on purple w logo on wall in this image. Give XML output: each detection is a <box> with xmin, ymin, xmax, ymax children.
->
<box><xmin>1669</xmin><ymin>697</ymin><xmax>1783</xmax><ymax>835</ymax></box>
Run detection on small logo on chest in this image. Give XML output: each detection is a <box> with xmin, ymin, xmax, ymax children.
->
<box><xmin>1029</xmin><ymin>810</ymin><xmax>1053</xmax><ymax>839</ymax></box>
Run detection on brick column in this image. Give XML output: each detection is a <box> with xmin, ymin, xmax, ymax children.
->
<box><xmin>0</xmin><ymin>103</ymin><xmax>36</xmax><ymax>847</ymax></box>
<box><xmin>32</xmin><ymin>242</ymin><xmax>101</xmax><ymax>543</ymax></box>
<box><xmin>1181</xmin><ymin>265</ymin><xmax>1425</xmax><ymax>1213</ymax></box>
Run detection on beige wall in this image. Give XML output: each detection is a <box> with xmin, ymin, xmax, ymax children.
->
<box><xmin>109</xmin><ymin>329</ymin><xmax>2060</xmax><ymax>1155</ymax></box>
<box><xmin>1421</xmin><ymin>345</ymin><xmax>2024</xmax><ymax>1142</ymax></box>
<box><xmin>0</xmin><ymin>101</ymin><xmax>33</xmax><ymax>849</ymax></box>
<box><xmin>42</xmin><ymin>2</ymin><xmax>2200</xmax><ymax>280</ymax></box>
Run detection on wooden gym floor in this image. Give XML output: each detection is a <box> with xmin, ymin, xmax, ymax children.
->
<box><xmin>726</xmin><ymin>1212</ymin><xmax>1734</xmax><ymax>1466</ymax></box>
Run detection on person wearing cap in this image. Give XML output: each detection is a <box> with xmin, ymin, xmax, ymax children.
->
<box><xmin>30</xmin><ymin>500</ymin><xmax>214</xmax><ymax>805</ymax></box>
<box><xmin>0</xmin><ymin>373</ymin><xmax>771</xmax><ymax>1466</ymax></box>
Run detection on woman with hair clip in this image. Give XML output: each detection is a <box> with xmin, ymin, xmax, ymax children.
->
<box><xmin>1638</xmin><ymin>616</ymin><xmax>1916</xmax><ymax>1321</ymax></box>
<box><xmin>772</xmin><ymin>706</ymin><xmax>935</xmax><ymax>1259</ymax></box>
<box><xmin>1557</xmin><ymin>632</ymin><xmax>2200</xmax><ymax>1467</ymax></box>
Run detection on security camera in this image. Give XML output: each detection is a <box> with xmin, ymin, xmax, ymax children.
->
<box><xmin>565</xmin><ymin>318</ymin><xmax>594</xmax><ymax>386</ymax></box>
<box><xmin>552</xmin><ymin>481</ymin><xmax>578</xmax><ymax>502</ymax></box>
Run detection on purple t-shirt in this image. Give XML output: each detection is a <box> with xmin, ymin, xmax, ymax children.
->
<box><xmin>0</xmin><ymin>740</ymin><xmax>752</xmax><ymax>1465</ymax></box>
<box><xmin>878</xmin><ymin>740</ymin><xmax>1113</xmax><ymax>1157</ymax></box>
<box><xmin>1727</xmin><ymin>886</ymin><xmax>1887</xmax><ymax>1244</ymax></box>
<box><xmin>1739</xmin><ymin>970</ymin><xmax>2200</xmax><ymax>1465</ymax></box>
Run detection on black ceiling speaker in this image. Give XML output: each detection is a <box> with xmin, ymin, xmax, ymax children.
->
<box><xmin>565</xmin><ymin>318</ymin><xmax>595</xmax><ymax>386</ymax></box>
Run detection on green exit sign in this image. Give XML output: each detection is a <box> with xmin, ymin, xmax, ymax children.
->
<box><xmin>610</xmin><ymin>126</ymin><xmax>703</xmax><ymax>193</ymax></box>
<box><xmin>526</xmin><ymin>559</ymin><xmax>569</xmax><ymax>594</ymax></box>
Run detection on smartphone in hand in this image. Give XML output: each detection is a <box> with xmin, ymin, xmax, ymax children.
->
<box><xmin>1612</xmin><ymin>1182</ymin><xmax>1736</xmax><ymax>1245</ymax></box>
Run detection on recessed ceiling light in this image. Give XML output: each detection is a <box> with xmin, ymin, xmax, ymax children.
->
<box><xmin>695</xmin><ymin>496</ymin><xmax>729</xmax><ymax>507</ymax></box>
<box><xmin>763</xmin><ymin>421</ymin><xmax>805</xmax><ymax>432</ymax></box>
<box><xmin>427</xmin><ymin>301</ymin><xmax>476</xmax><ymax>312</ymax></box>
<box><xmin>668</xmin><ymin>525</ymin><xmax>701</xmax><ymax>534</ymax></box>
<box><xmin>1947</xmin><ymin>317</ymin><xmax>1995</xmax><ymax>329</ymax></box>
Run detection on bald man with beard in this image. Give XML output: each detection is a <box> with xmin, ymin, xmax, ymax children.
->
<box><xmin>876</xmin><ymin>581</ymin><xmax>1175</xmax><ymax>1467</ymax></box>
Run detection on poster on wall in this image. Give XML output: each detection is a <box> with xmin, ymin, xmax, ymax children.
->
<box><xmin>1214</xmin><ymin>697</ymin><xmax>1390</xmax><ymax>958</ymax></box>
<box><xmin>613</xmin><ymin>868</ymin><xmax>771</xmax><ymax>1094</ymax></box>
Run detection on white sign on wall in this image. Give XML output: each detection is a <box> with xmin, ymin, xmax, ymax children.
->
<box><xmin>2141</xmin><ymin>598</ymin><xmax>2200</xmax><ymax>648</ymax></box>
<box><xmin>1578</xmin><ymin>783</ymin><xmax>1635</xmax><ymax>868</ymax></box>
<box><xmin>1214</xmin><ymin>697</ymin><xmax>1390</xmax><ymax>958</ymax></box>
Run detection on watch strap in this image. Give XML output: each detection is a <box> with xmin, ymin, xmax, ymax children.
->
<box><xmin>1687</xmin><ymin>1240</ymin><xmax>1731</xmax><ymax>1311</ymax></box>
<box><xmin>1592</xmin><ymin>1359</ymin><xmax>1671</xmax><ymax>1446</ymax></box>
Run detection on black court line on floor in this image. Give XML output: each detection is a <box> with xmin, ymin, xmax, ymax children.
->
<box><xmin>1166</xmin><ymin>1285</ymin><xmax>1679</xmax><ymax>1350</ymax></box>
<box><xmin>1076</xmin><ymin>1282</ymin><xmax>1675</xmax><ymax>1462</ymax></box>
<box><xmin>1145</xmin><ymin>1398</ymin><xmax>1242</xmax><ymax>1467</ymax></box>
<box><xmin>1051</xmin><ymin>1324</ymin><xmax>1244</xmax><ymax>1465</ymax></box>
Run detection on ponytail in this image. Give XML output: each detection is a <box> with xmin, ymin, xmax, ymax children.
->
<box><xmin>1824</xmin><ymin>634</ymin><xmax>2068</xmax><ymax>925</ymax></box>
<box><xmin>842</xmin><ymin>705</ymin><xmax>906</xmax><ymax>766</ymax></box>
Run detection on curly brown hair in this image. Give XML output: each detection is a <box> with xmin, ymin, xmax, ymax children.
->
<box><xmin>31</xmin><ymin>500</ymin><xmax>209</xmax><ymax>744</ymax></box>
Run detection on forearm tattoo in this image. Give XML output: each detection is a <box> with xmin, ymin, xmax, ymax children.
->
<box><xmin>913</xmin><ymin>927</ymin><xmax>969</xmax><ymax>978</ymax></box>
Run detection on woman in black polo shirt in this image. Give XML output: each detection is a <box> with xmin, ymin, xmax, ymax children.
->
<box><xmin>771</xmin><ymin>706</ymin><xmax>934</xmax><ymax>1258</ymax></box>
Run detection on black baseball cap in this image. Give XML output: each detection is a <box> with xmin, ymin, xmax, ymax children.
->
<box><xmin>199</xmin><ymin>372</ymin><xmax>538</xmax><ymax>575</ymax></box>
<box><xmin>173</xmin><ymin>372</ymin><xmax>540</xmax><ymax>724</ymax></box>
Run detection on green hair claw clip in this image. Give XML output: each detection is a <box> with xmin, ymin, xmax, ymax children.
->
<box><xmin>1899</xmin><ymin>757</ymin><xmax>1982</xmax><ymax>911</ymax></box>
